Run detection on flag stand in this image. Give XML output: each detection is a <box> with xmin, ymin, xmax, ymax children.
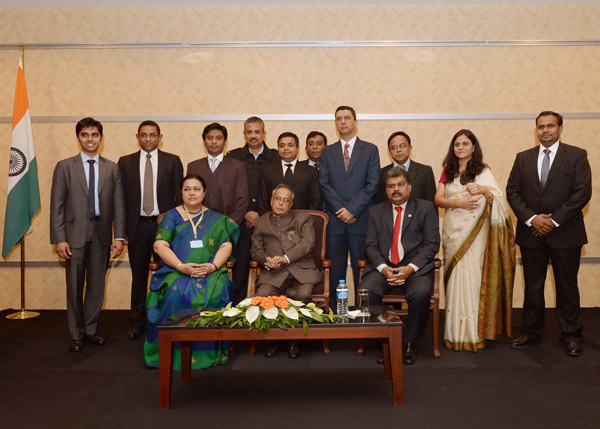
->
<box><xmin>6</xmin><ymin>237</ymin><xmax>39</xmax><ymax>320</ymax></box>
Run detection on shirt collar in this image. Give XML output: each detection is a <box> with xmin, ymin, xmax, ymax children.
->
<box><xmin>393</xmin><ymin>159</ymin><xmax>411</xmax><ymax>170</ymax></box>
<box><xmin>340</xmin><ymin>135</ymin><xmax>357</xmax><ymax>149</ymax></box>
<box><xmin>80</xmin><ymin>152</ymin><xmax>99</xmax><ymax>163</ymax></box>
<box><xmin>140</xmin><ymin>148</ymin><xmax>158</xmax><ymax>159</ymax></box>
<box><xmin>208</xmin><ymin>153</ymin><xmax>224</xmax><ymax>163</ymax></box>
<box><xmin>248</xmin><ymin>143</ymin><xmax>265</xmax><ymax>158</ymax></box>
<box><xmin>539</xmin><ymin>140</ymin><xmax>560</xmax><ymax>156</ymax></box>
<box><xmin>281</xmin><ymin>158</ymin><xmax>297</xmax><ymax>168</ymax></box>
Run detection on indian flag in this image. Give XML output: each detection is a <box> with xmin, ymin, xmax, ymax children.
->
<box><xmin>2</xmin><ymin>57</ymin><xmax>41</xmax><ymax>258</ymax></box>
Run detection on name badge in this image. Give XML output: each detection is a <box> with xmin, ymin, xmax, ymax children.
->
<box><xmin>190</xmin><ymin>240</ymin><xmax>203</xmax><ymax>248</ymax></box>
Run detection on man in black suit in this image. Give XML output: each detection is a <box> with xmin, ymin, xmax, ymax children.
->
<box><xmin>117</xmin><ymin>120</ymin><xmax>183</xmax><ymax>339</ymax></box>
<box><xmin>302</xmin><ymin>131</ymin><xmax>327</xmax><ymax>170</ymax></box>
<box><xmin>359</xmin><ymin>167</ymin><xmax>440</xmax><ymax>364</ymax></box>
<box><xmin>228</xmin><ymin>117</ymin><xmax>278</xmax><ymax>304</ymax></box>
<box><xmin>506</xmin><ymin>111</ymin><xmax>592</xmax><ymax>357</ymax></box>
<box><xmin>257</xmin><ymin>132</ymin><xmax>321</xmax><ymax>215</ymax></box>
<box><xmin>376</xmin><ymin>131</ymin><xmax>436</xmax><ymax>205</ymax></box>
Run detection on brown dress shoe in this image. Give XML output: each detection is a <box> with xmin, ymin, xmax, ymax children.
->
<box><xmin>265</xmin><ymin>342</ymin><xmax>279</xmax><ymax>358</ymax></box>
<box><xmin>288</xmin><ymin>342</ymin><xmax>301</xmax><ymax>359</ymax></box>
<box><xmin>84</xmin><ymin>335</ymin><xmax>105</xmax><ymax>345</ymax></box>
<box><xmin>69</xmin><ymin>340</ymin><xmax>83</xmax><ymax>352</ymax></box>
<box><xmin>509</xmin><ymin>334</ymin><xmax>540</xmax><ymax>349</ymax></box>
<box><xmin>565</xmin><ymin>341</ymin><xmax>582</xmax><ymax>357</ymax></box>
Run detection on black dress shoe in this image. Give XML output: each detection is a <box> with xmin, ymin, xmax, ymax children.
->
<box><xmin>403</xmin><ymin>343</ymin><xmax>417</xmax><ymax>365</ymax></box>
<box><xmin>265</xmin><ymin>342</ymin><xmax>279</xmax><ymax>358</ymax></box>
<box><xmin>85</xmin><ymin>335</ymin><xmax>105</xmax><ymax>345</ymax></box>
<box><xmin>69</xmin><ymin>340</ymin><xmax>83</xmax><ymax>352</ymax></box>
<box><xmin>376</xmin><ymin>355</ymin><xmax>384</xmax><ymax>365</ymax></box>
<box><xmin>509</xmin><ymin>334</ymin><xmax>540</xmax><ymax>349</ymax></box>
<box><xmin>288</xmin><ymin>342</ymin><xmax>301</xmax><ymax>359</ymax></box>
<box><xmin>565</xmin><ymin>341</ymin><xmax>583</xmax><ymax>357</ymax></box>
<box><xmin>127</xmin><ymin>326</ymin><xmax>143</xmax><ymax>339</ymax></box>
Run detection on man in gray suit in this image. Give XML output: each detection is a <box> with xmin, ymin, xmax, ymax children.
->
<box><xmin>50</xmin><ymin>117</ymin><xmax>126</xmax><ymax>352</ymax></box>
<box><xmin>251</xmin><ymin>184</ymin><xmax>322</xmax><ymax>358</ymax></box>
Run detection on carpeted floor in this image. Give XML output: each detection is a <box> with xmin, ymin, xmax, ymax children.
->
<box><xmin>1</xmin><ymin>308</ymin><xmax>599</xmax><ymax>428</ymax></box>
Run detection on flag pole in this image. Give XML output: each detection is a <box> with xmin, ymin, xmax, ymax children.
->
<box><xmin>6</xmin><ymin>44</ymin><xmax>39</xmax><ymax>320</ymax></box>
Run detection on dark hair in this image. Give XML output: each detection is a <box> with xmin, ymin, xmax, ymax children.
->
<box><xmin>202</xmin><ymin>122</ymin><xmax>228</xmax><ymax>141</ymax></box>
<box><xmin>76</xmin><ymin>117</ymin><xmax>103</xmax><ymax>137</ymax></box>
<box><xmin>335</xmin><ymin>105</ymin><xmax>357</xmax><ymax>120</ymax></box>
<box><xmin>180</xmin><ymin>173</ymin><xmax>206</xmax><ymax>191</ymax></box>
<box><xmin>272</xmin><ymin>183</ymin><xmax>295</xmax><ymax>201</ymax></box>
<box><xmin>387</xmin><ymin>131</ymin><xmax>412</xmax><ymax>147</ymax></box>
<box><xmin>306</xmin><ymin>131</ymin><xmax>327</xmax><ymax>145</ymax></box>
<box><xmin>244</xmin><ymin>116</ymin><xmax>265</xmax><ymax>131</ymax></box>
<box><xmin>278</xmin><ymin>132</ymin><xmax>299</xmax><ymax>147</ymax></box>
<box><xmin>442</xmin><ymin>129</ymin><xmax>485</xmax><ymax>185</ymax></box>
<box><xmin>384</xmin><ymin>166</ymin><xmax>412</xmax><ymax>186</ymax></box>
<box><xmin>137</xmin><ymin>120</ymin><xmax>160</xmax><ymax>135</ymax></box>
<box><xmin>536</xmin><ymin>111</ymin><xmax>563</xmax><ymax>126</ymax></box>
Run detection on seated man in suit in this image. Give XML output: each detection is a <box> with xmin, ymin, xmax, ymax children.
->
<box><xmin>302</xmin><ymin>130</ymin><xmax>328</xmax><ymax>170</ymax></box>
<box><xmin>251</xmin><ymin>184</ymin><xmax>322</xmax><ymax>358</ymax></box>
<box><xmin>359</xmin><ymin>167</ymin><xmax>440</xmax><ymax>365</ymax></box>
<box><xmin>257</xmin><ymin>132</ymin><xmax>321</xmax><ymax>215</ymax></box>
<box><xmin>376</xmin><ymin>131</ymin><xmax>436</xmax><ymax>205</ymax></box>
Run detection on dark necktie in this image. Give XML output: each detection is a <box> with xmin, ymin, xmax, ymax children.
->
<box><xmin>540</xmin><ymin>149</ymin><xmax>550</xmax><ymax>187</ymax></box>
<box><xmin>87</xmin><ymin>159</ymin><xmax>95</xmax><ymax>219</ymax></box>
<box><xmin>314</xmin><ymin>162</ymin><xmax>320</xmax><ymax>171</ymax></box>
<box><xmin>391</xmin><ymin>206</ymin><xmax>403</xmax><ymax>265</ymax></box>
<box><xmin>143</xmin><ymin>153</ymin><xmax>154</xmax><ymax>215</ymax></box>
<box><xmin>284</xmin><ymin>163</ymin><xmax>293</xmax><ymax>181</ymax></box>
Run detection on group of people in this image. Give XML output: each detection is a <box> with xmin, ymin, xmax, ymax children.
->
<box><xmin>49</xmin><ymin>107</ymin><xmax>591</xmax><ymax>369</ymax></box>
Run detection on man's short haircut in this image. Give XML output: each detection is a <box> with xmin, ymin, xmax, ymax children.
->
<box><xmin>306</xmin><ymin>131</ymin><xmax>327</xmax><ymax>146</ymax></box>
<box><xmin>271</xmin><ymin>183</ymin><xmax>295</xmax><ymax>201</ymax></box>
<box><xmin>137</xmin><ymin>120</ymin><xmax>160</xmax><ymax>135</ymax></box>
<box><xmin>244</xmin><ymin>116</ymin><xmax>265</xmax><ymax>131</ymax></box>
<box><xmin>278</xmin><ymin>132</ymin><xmax>299</xmax><ymax>147</ymax></box>
<box><xmin>76</xmin><ymin>117</ymin><xmax>103</xmax><ymax>137</ymax></box>
<box><xmin>384</xmin><ymin>166</ymin><xmax>412</xmax><ymax>186</ymax></box>
<box><xmin>335</xmin><ymin>105</ymin><xmax>357</xmax><ymax>120</ymax></box>
<box><xmin>202</xmin><ymin>122</ymin><xmax>228</xmax><ymax>141</ymax></box>
<box><xmin>387</xmin><ymin>131</ymin><xmax>412</xmax><ymax>147</ymax></box>
<box><xmin>536</xmin><ymin>110</ymin><xmax>563</xmax><ymax>126</ymax></box>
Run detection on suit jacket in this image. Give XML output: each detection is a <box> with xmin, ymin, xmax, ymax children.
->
<box><xmin>117</xmin><ymin>150</ymin><xmax>183</xmax><ymax>243</ymax></box>
<box><xmin>376</xmin><ymin>160</ymin><xmax>436</xmax><ymax>205</ymax></box>
<box><xmin>319</xmin><ymin>137</ymin><xmax>380</xmax><ymax>234</ymax></box>
<box><xmin>251</xmin><ymin>211</ymin><xmax>322</xmax><ymax>287</ymax></box>
<box><xmin>50</xmin><ymin>154</ymin><xmax>126</xmax><ymax>248</ymax></box>
<box><xmin>187</xmin><ymin>156</ymin><xmax>249</xmax><ymax>225</ymax></box>
<box><xmin>363</xmin><ymin>198</ymin><xmax>440</xmax><ymax>278</ymax></box>
<box><xmin>506</xmin><ymin>142</ymin><xmax>591</xmax><ymax>249</ymax></box>
<box><xmin>257</xmin><ymin>160</ymin><xmax>321</xmax><ymax>215</ymax></box>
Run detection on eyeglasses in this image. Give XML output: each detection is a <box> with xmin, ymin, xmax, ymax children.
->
<box><xmin>274</xmin><ymin>196</ymin><xmax>291</xmax><ymax>204</ymax></box>
<box><xmin>139</xmin><ymin>133</ymin><xmax>159</xmax><ymax>139</ymax></box>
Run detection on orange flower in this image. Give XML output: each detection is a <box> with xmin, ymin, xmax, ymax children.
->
<box><xmin>275</xmin><ymin>296</ymin><xmax>289</xmax><ymax>308</ymax></box>
<box><xmin>260</xmin><ymin>299</ymin><xmax>274</xmax><ymax>309</ymax></box>
<box><xmin>251</xmin><ymin>296</ymin><xmax>262</xmax><ymax>306</ymax></box>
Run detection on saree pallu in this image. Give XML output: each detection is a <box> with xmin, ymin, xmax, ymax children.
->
<box><xmin>144</xmin><ymin>208</ymin><xmax>240</xmax><ymax>369</ymax></box>
<box><xmin>443</xmin><ymin>168</ymin><xmax>515</xmax><ymax>351</ymax></box>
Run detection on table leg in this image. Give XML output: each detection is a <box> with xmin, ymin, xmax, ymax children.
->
<box><xmin>382</xmin><ymin>339</ymin><xmax>391</xmax><ymax>379</ymax></box>
<box><xmin>159</xmin><ymin>331</ymin><xmax>174</xmax><ymax>410</ymax></box>
<box><xmin>388</xmin><ymin>325</ymin><xmax>403</xmax><ymax>405</ymax></box>
<box><xmin>181</xmin><ymin>341</ymin><xmax>191</xmax><ymax>382</ymax></box>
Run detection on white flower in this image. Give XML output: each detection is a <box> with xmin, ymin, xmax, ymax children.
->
<box><xmin>238</xmin><ymin>298</ymin><xmax>253</xmax><ymax>307</ymax></box>
<box><xmin>245</xmin><ymin>306</ymin><xmax>260</xmax><ymax>324</ymax></box>
<box><xmin>282</xmin><ymin>307</ymin><xmax>299</xmax><ymax>320</ymax></box>
<box><xmin>263</xmin><ymin>306</ymin><xmax>279</xmax><ymax>320</ymax></box>
<box><xmin>223</xmin><ymin>308</ymin><xmax>241</xmax><ymax>317</ymax></box>
<box><xmin>287</xmin><ymin>298</ymin><xmax>304</xmax><ymax>307</ymax></box>
<box><xmin>314</xmin><ymin>307</ymin><xmax>323</xmax><ymax>314</ymax></box>
<box><xmin>299</xmin><ymin>308</ymin><xmax>312</xmax><ymax>318</ymax></box>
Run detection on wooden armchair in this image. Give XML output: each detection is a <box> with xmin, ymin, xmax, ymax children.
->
<box><xmin>357</xmin><ymin>259</ymin><xmax>442</xmax><ymax>359</ymax></box>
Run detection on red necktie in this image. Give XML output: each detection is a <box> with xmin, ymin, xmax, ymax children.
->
<box><xmin>343</xmin><ymin>143</ymin><xmax>350</xmax><ymax>170</ymax></box>
<box><xmin>391</xmin><ymin>206</ymin><xmax>402</xmax><ymax>265</ymax></box>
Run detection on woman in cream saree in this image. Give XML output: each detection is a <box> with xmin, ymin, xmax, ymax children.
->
<box><xmin>435</xmin><ymin>130</ymin><xmax>515</xmax><ymax>351</ymax></box>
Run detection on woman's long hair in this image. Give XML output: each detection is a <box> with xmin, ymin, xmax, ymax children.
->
<box><xmin>442</xmin><ymin>129</ymin><xmax>485</xmax><ymax>185</ymax></box>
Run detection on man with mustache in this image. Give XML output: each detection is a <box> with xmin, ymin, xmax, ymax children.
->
<box><xmin>358</xmin><ymin>167</ymin><xmax>440</xmax><ymax>365</ymax></box>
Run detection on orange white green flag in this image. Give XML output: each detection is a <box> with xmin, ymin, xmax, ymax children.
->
<box><xmin>2</xmin><ymin>56</ymin><xmax>40</xmax><ymax>258</ymax></box>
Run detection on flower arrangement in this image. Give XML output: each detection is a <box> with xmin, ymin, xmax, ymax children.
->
<box><xmin>186</xmin><ymin>296</ymin><xmax>338</xmax><ymax>334</ymax></box>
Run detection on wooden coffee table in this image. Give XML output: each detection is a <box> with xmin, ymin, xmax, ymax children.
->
<box><xmin>157</xmin><ymin>316</ymin><xmax>403</xmax><ymax>408</ymax></box>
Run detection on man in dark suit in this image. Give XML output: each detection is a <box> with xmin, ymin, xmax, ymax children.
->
<box><xmin>251</xmin><ymin>184</ymin><xmax>322</xmax><ymax>358</ymax></box>
<box><xmin>187</xmin><ymin>122</ymin><xmax>249</xmax><ymax>225</ymax></box>
<box><xmin>301</xmin><ymin>130</ymin><xmax>327</xmax><ymax>170</ymax></box>
<box><xmin>117</xmin><ymin>120</ymin><xmax>183</xmax><ymax>339</ymax></box>
<box><xmin>257</xmin><ymin>132</ymin><xmax>321</xmax><ymax>215</ymax></box>
<box><xmin>320</xmin><ymin>105</ymin><xmax>380</xmax><ymax>309</ymax></box>
<box><xmin>376</xmin><ymin>131</ymin><xmax>436</xmax><ymax>205</ymax></box>
<box><xmin>359</xmin><ymin>167</ymin><xmax>440</xmax><ymax>364</ymax></box>
<box><xmin>228</xmin><ymin>117</ymin><xmax>278</xmax><ymax>304</ymax></box>
<box><xmin>51</xmin><ymin>117</ymin><xmax>126</xmax><ymax>352</ymax></box>
<box><xmin>506</xmin><ymin>111</ymin><xmax>592</xmax><ymax>357</ymax></box>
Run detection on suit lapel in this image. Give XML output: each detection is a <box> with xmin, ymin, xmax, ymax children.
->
<box><xmin>383</xmin><ymin>201</ymin><xmax>394</xmax><ymax>236</ymax></box>
<box><xmin>330</xmin><ymin>141</ymin><xmax>347</xmax><ymax>176</ymax></box>
<box><xmin>544</xmin><ymin>142</ymin><xmax>566</xmax><ymax>188</ymax></box>
<box><xmin>527</xmin><ymin>147</ymin><xmax>544</xmax><ymax>192</ymax></box>
<box><xmin>73</xmin><ymin>155</ymin><xmax>88</xmax><ymax>196</ymax></box>
<box><xmin>97</xmin><ymin>156</ymin><xmax>107</xmax><ymax>194</ymax></box>
<box><xmin>401</xmin><ymin>198</ymin><xmax>415</xmax><ymax>234</ymax></box>
<box><xmin>156</xmin><ymin>150</ymin><xmax>165</xmax><ymax>188</ymax></box>
<box><xmin>132</xmin><ymin>151</ymin><xmax>142</xmax><ymax>192</ymax></box>
<box><xmin>346</xmin><ymin>138</ymin><xmax>364</xmax><ymax>176</ymax></box>
<box><xmin>213</xmin><ymin>157</ymin><xmax>226</xmax><ymax>189</ymax></box>
<box><xmin>408</xmin><ymin>162</ymin><xmax>419</xmax><ymax>180</ymax></box>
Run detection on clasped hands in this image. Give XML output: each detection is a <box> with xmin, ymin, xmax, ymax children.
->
<box><xmin>382</xmin><ymin>265</ymin><xmax>415</xmax><ymax>286</ymax></box>
<box><xmin>336</xmin><ymin>207</ymin><xmax>356</xmax><ymax>224</ymax></box>
<box><xmin>265</xmin><ymin>255</ymin><xmax>288</xmax><ymax>270</ymax></box>
<box><xmin>453</xmin><ymin>183</ymin><xmax>486</xmax><ymax>211</ymax></box>
<box><xmin>178</xmin><ymin>262</ymin><xmax>216</xmax><ymax>278</ymax></box>
<box><xmin>531</xmin><ymin>214</ymin><xmax>555</xmax><ymax>236</ymax></box>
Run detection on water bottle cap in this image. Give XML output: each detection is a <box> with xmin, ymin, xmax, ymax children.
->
<box><xmin>339</xmin><ymin>280</ymin><xmax>345</xmax><ymax>284</ymax></box>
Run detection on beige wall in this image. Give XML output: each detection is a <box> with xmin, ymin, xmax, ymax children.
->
<box><xmin>0</xmin><ymin>3</ymin><xmax>599</xmax><ymax>310</ymax></box>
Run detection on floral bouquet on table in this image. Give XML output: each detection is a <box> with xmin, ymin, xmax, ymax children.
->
<box><xmin>186</xmin><ymin>295</ymin><xmax>338</xmax><ymax>334</ymax></box>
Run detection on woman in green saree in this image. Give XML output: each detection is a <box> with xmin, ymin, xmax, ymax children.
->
<box><xmin>435</xmin><ymin>130</ymin><xmax>515</xmax><ymax>352</ymax></box>
<box><xmin>144</xmin><ymin>174</ymin><xmax>240</xmax><ymax>369</ymax></box>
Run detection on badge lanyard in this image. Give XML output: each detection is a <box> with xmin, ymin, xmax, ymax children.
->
<box><xmin>184</xmin><ymin>205</ymin><xmax>205</xmax><ymax>241</ymax></box>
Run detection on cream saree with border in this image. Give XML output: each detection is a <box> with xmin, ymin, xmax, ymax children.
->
<box><xmin>442</xmin><ymin>167</ymin><xmax>515</xmax><ymax>351</ymax></box>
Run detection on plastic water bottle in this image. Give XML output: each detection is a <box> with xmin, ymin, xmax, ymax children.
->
<box><xmin>336</xmin><ymin>280</ymin><xmax>349</xmax><ymax>318</ymax></box>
